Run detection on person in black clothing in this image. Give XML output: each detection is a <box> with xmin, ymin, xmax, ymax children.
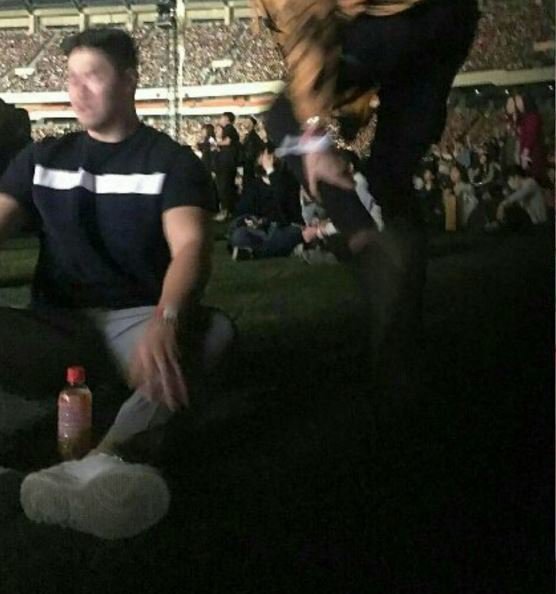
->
<box><xmin>0</xmin><ymin>28</ymin><xmax>234</xmax><ymax>540</ymax></box>
<box><xmin>0</xmin><ymin>101</ymin><xmax>32</xmax><ymax>176</ymax></box>
<box><xmin>261</xmin><ymin>0</ymin><xmax>480</xmax><ymax>439</ymax></box>
<box><xmin>229</xmin><ymin>145</ymin><xmax>309</xmax><ymax>259</ymax></box>
<box><xmin>241</xmin><ymin>116</ymin><xmax>265</xmax><ymax>187</ymax></box>
<box><xmin>235</xmin><ymin>145</ymin><xmax>302</xmax><ymax>225</ymax></box>
<box><xmin>196</xmin><ymin>123</ymin><xmax>217</xmax><ymax>174</ymax></box>
<box><xmin>416</xmin><ymin>167</ymin><xmax>443</xmax><ymax>231</ymax></box>
<box><xmin>214</xmin><ymin>112</ymin><xmax>240</xmax><ymax>220</ymax></box>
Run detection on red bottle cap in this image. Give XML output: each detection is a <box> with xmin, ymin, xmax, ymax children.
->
<box><xmin>66</xmin><ymin>366</ymin><xmax>86</xmax><ymax>385</ymax></box>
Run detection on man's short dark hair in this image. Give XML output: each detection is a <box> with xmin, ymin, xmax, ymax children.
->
<box><xmin>247</xmin><ymin>116</ymin><xmax>258</xmax><ymax>126</ymax></box>
<box><xmin>222</xmin><ymin>112</ymin><xmax>236</xmax><ymax>124</ymax></box>
<box><xmin>62</xmin><ymin>28</ymin><xmax>138</xmax><ymax>73</ymax></box>
<box><xmin>507</xmin><ymin>165</ymin><xmax>528</xmax><ymax>179</ymax></box>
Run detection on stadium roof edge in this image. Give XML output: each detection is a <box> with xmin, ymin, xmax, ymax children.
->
<box><xmin>0</xmin><ymin>0</ymin><xmax>245</xmax><ymax>8</ymax></box>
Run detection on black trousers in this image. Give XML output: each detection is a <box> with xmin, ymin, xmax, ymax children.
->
<box><xmin>215</xmin><ymin>155</ymin><xmax>238</xmax><ymax>213</ymax></box>
<box><xmin>265</xmin><ymin>0</ymin><xmax>479</xmax><ymax>425</ymax></box>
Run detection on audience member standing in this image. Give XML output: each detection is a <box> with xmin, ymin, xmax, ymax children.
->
<box><xmin>515</xmin><ymin>93</ymin><xmax>548</xmax><ymax>185</ymax></box>
<box><xmin>214</xmin><ymin>112</ymin><xmax>240</xmax><ymax>221</ymax></box>
<box><xmin>501</xmin><ymin>96</ymin><xmax>520</xmax><ymax>174</ymax></box>
<box><xmin>197</xmin><ymin>123</ymin><xmax>217</xmax><ymax>174</ymax></box>
<box><xmin>241</xmin><ymin>116</ymin><xmax>265</xmax><ymax>187</ymax></box>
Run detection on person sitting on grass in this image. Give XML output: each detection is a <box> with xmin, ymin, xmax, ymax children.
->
<box><xmin>229</xmin><ymin>146</ymin><xmax>343</xmax><ymax>261</ymax></box>
<box><xmin>234</xmin><ymin>144</ymin><xmax>303</xmax><ymax>226</ymax></box>
<box><xmin>490</xmin><ymin>165</ymin><xmax>548</xmax><ymax>231</ymax></box>
<box><xmin>0</xmin><ymin>28</ymin><xmax>235</xmax><ymax>540</ymax></box>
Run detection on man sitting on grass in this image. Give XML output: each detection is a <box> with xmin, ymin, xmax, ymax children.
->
<box><xmin>0</xmin><ymin>28</ymin><xmax>234</xmax><ymax>540</ymax></box>
<box><xmin>494</xmin><ymin>165</ymin><xmax>549</xmax><ymax>230</ymax></box>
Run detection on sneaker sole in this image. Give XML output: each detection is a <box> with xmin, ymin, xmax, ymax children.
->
<box><xmin>21</xmin><ymin>463</ymin><xmax>170</xmax><ymax>540</ymax></box>
<box><xmin>20</xmin><ymin>468</ymin><xmax>73</xmax><ymax>526</ymax></box>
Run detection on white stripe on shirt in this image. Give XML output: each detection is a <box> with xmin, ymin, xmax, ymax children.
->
<box><xmin>33</xmin><ymin>165</ymin><xmax>166</xmax><ymax>196</ymax></box>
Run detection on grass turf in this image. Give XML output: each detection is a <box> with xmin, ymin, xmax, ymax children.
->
<box><xmin>0</xmin><ymin>228</ymin><xmax>553</xmax><ymax>593</ymax></box>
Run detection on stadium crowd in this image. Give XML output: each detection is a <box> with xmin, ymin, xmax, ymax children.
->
<box><xmin>462</xmin><ymin>0</ymin><xmax>554</xmax><ymax>72</ymax></box>
<box><xmin>0</xmin><ymin>1</ymin><xmax>553</xmax><ymax>91</ymax></box>
<box><xmin>28</xmin><ymin>89</ymin><xmax>554</xmax><ymax>244</ymax></box>
<box><xmin>2</xmin><ymin>0</ymin><xmax>551</xmax><ymax>258</ymax></box>
<box><xmin>0</xmin><ymin>29</ymin><xmax>49</xmax><ymax>80</ymax></box>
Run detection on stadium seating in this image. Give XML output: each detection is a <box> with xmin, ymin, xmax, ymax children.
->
<box><xmin>0</xmin><ymin>1</ymin><xmax>553</xmax><ymax>92</ymax></box>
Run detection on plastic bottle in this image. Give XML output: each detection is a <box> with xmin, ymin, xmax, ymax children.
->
<box><xmin>58</xmin><ymin>366</ymin><xmax>92</xmax><ymax>460</ymax></box>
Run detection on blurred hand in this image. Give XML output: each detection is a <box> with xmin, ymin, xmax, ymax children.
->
<box><xmin>128</xmin><ymin>318</ymin><xmax>188</xmax><ymax>411</ymax></box>
<box><xmin>301</xmin><ymin>225</ymin><xmax>319</xmax><ymax>244</ymax></box>
<box><xmin>303</xmin><ymin>149</ymin><xmax>354</xmax><ymax>199</ymax></box>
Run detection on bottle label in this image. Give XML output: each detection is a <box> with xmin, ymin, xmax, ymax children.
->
<box><xmin>58</xmin><ymin>398</ymin><xmax>92</xmax><ymax>439</ymax></box>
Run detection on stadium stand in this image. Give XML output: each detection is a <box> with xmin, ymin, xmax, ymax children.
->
<box><xmin>0</xmin><ymin>1</ymin><xmax>553</xmax><ymax>91</ymax></box>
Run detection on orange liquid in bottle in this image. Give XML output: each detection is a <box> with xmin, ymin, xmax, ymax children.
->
<box><xmin>58</xmin><ymin>366</ymin><xmax>92</xmax><ymax>460</ymax></box>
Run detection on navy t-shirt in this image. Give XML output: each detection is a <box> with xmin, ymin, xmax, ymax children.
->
<box><xmin>0</xmin><ymin>124</ymin><xmax>216</xmax><ymax>309</ymax></box>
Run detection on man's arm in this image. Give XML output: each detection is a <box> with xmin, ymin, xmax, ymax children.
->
<box><xmin>0</xmin><ymin>192</ymin><xmax>27</xmax><ymax>248</ymax></box>
<box><xmin>128</xmin><ymin>206</ymin><xmax>212</xmax><ymax>410</ymax></box>
<box><xmin>503</xmin><ymin>181</ymin><xmax>534</xmax><ymax>207</ymax></box>
<box><xmin>159</xmin><ymin>205</ymin><xmax>212</xmax><ymax>311</ymax></box>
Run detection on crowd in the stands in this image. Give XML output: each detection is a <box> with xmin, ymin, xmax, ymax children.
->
<box><xmin>0</xmin><ymin>0</ymin><xmax>553</xmax><ymax>91</ymax></box>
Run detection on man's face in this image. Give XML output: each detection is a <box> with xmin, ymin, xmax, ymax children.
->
<box><xmin>67</xmin><ymin>47</ymin><xmax>135</xmax><ymax>132</ymax></box>
<box><xmin>219</xmin><ymin>115</ymin><xmax>229</xmax><ymax>128</ymax></box>
<box><xmin>245</xmin><ymin>119</ymin><xmax>254</xmax><ymax>132</ymax></box>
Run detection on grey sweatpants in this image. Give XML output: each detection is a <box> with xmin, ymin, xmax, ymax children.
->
<box><xmin>0</xmin><ymin>304</ymin><xmax>235</xmax><ymax>451</ymax></box>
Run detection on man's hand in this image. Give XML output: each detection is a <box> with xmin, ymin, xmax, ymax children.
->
<box><xmin>303</xmin><ymin>149</ymin><xmax>354</xmax><ymax>199</ymax></box>
<box><xmin>128</xmin><ymin>317</ymin><xmax>188</xmax><ymax>411</ymax></box>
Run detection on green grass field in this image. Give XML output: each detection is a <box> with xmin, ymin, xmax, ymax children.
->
<box><xmin>0</xmin><ymin>228</ymin><xmax>552</xmax><ymax>593</ymax></box>
<box><xmin>0</xmin><ymin>230</ymin><xmax>364</xmax><ymax>395</ymax></box>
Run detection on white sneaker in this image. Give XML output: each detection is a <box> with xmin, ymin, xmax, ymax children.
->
<box><xmin>20</xmin><ymin>453</ymin><xmax>170</xmax><ymax>540</ymax></box>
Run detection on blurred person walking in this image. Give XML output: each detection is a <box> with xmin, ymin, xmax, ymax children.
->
<box><xmin>255</xmin><ymin>0</ymin><xmax>480</xmax><ymax>440</ymax></box>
